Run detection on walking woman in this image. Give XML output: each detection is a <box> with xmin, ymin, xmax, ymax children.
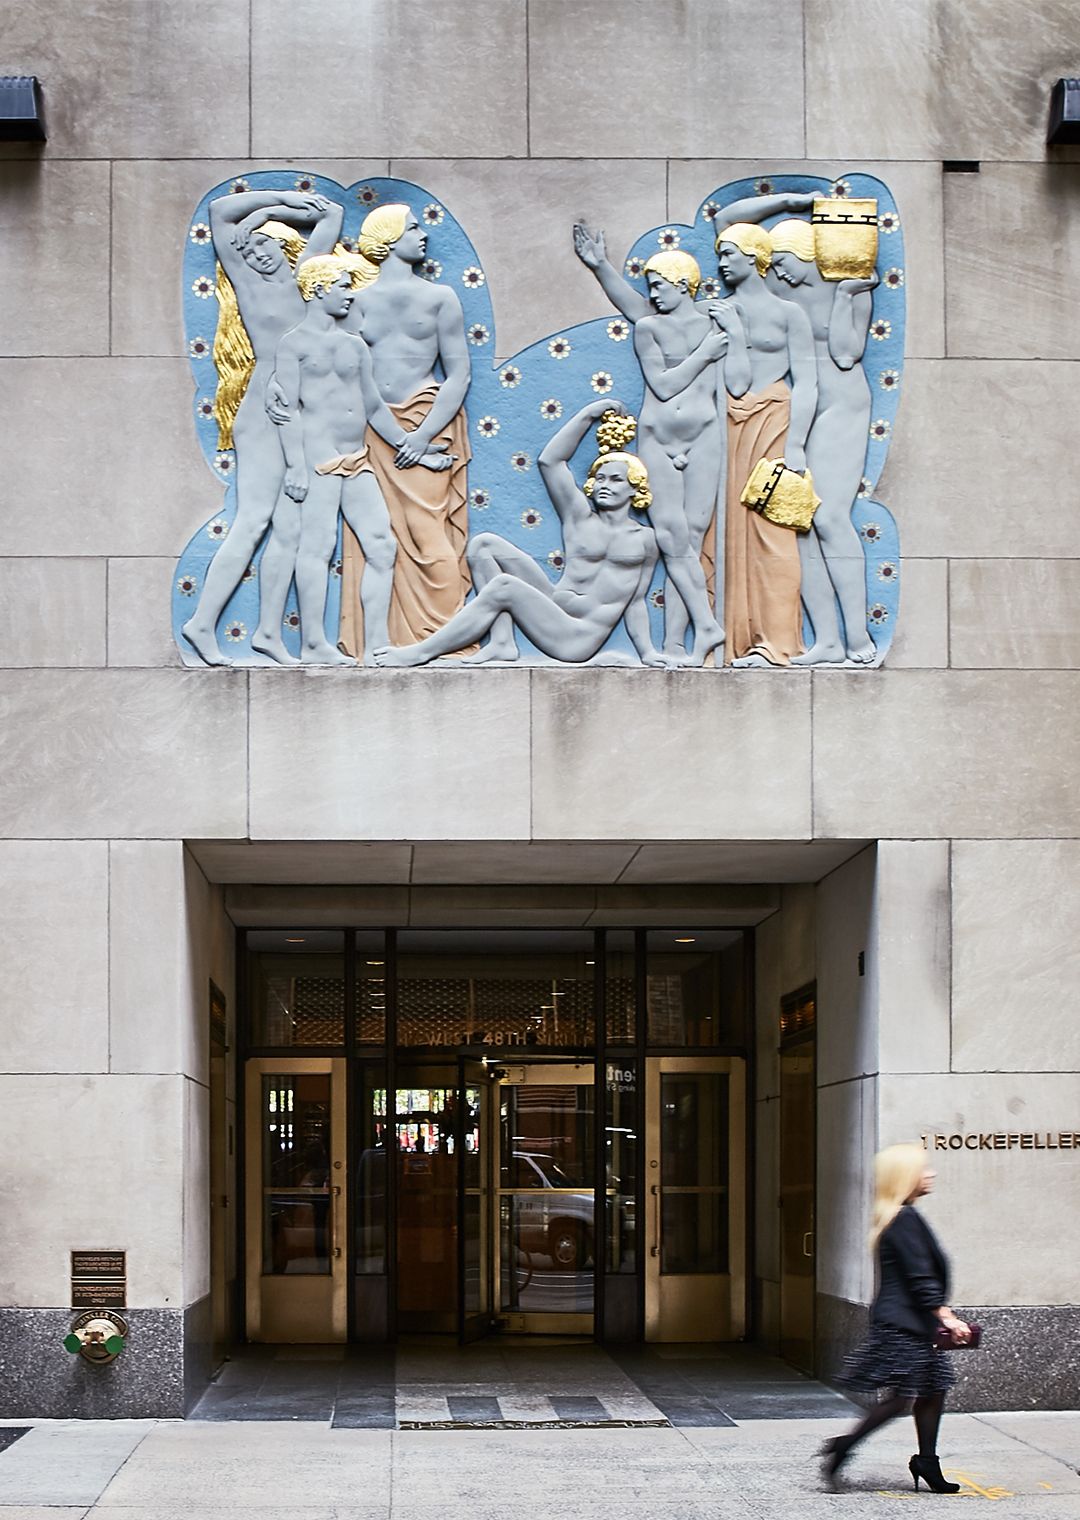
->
<box><xmin>821</xmin><ymin>1144</ymin><xmax>972</xmax><ymax>1492</ymax></box>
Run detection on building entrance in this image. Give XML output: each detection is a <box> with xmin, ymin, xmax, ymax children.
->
<box><xmin>240</xmin><ymin>926</ymin><xmax>752</xmax><ymax>1346</ymax></box>
<box><xmin>393</xmin><ymin>1059</ymin><xmax>596</xmax><ymax>1339</ymax></box>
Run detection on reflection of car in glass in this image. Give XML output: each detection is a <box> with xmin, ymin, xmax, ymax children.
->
<box><xmin>512</xmin><ymin>1151</ymin><xmax>594</xmax><ymax>1270</ymax></box>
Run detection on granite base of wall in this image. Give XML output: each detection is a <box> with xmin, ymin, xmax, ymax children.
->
<box><xmin>815</xmin><ymin>1296</ymin><xmax>1080</xmax><ymax>1411</ymax></box>
<box><xmin>815</xmin><ymin>1292</ymin><xmax>869</xmax><ymax>1385</ymax></box>
<box><xmin>183</xmin><ymin>1294</ymin><xmax>214</xmax><ymax>1415</ymax></box>
<box><xmin>946</xmin><ymin>1305</ymin><xmax>1080</xmax><ymax>1411</ymax></box>
<box><xmin>0</xmin><ymin>1307</ymin><xmax>195</xmax><ymax>1419</ymax></box>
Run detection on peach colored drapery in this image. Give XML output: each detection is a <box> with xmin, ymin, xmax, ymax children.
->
<box><xmin>338</xmin><ymin>387</ymin><xmax>472</xmax><ymax>656</ymax></box>
<box><xmin>316</xmin><ymin>446</ymin><xmax>373</xmax><ymax>478</ymax></box>
<box><xmin>724</xmin><ymin>381</ymin><xmax>804</xmax><ymax>666</ymax></box>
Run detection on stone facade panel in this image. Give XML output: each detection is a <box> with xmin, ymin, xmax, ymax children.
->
<box><xmin>813</xmin><ymin>670</ymin><xmax>1080</xmax><ymax>839</ymax></box>
<box><xmin>0</xmin><ymin>558</ymin><xmax>106</xmax><ymax>667</ymax></box>
<box><xmin>952</xmin><ymin>841</ymin><xmax>1080</xmax><ymax>1073</ymax></box>
<box><xmin>248</xmin><ymin>668</ymin><xmax>532</xmax><ymax>839</ymax></box>
<box><xmin>0</xmin><ymin>670</ymin><xmax>248</xmax><ymax>838</ymax></box>
<box><xmin>950</xmin><ymin>559</ymin><xmax>1080</xmax><ymax>669</ymax></box>
<box><xmin>0</xmin><ymin>0</ymin><xmax>249</xmax><ymax>159</ymax></box>
<box><xmin>530</xmin><ymin>670</ymin><xmax>812</xmax><ymax>840</ymax></box>
<box><xmin>0</xmin><ymin>842</ymin><xmax>109</xmax><ymax>1076</ymax></box>
<box><xmin>250</xmin><ymin>0</ymin><xmax>528</xmax><ymax>159</ymax></box>
<box><xmin>0</xmin><ymin>162</ymin><xmax>110</xmax><ymax>354</ymax></box>
<box><xmin>529</xmin><ymin>0</ymin><xmax>804</xmax><ymax>159</ymax></box>
<box><xmin>0</xmin><ymin>360</ymin><xmax>212</xmax><ymax>558</ymax></box>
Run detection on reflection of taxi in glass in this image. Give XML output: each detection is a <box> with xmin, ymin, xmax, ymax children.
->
<box><xmin>512</xmin><ymin>1152</ymin><xmax>594</xmax><ymax>1270</ymax></box>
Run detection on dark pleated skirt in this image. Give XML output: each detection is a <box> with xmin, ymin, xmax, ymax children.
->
<box><xmin>837</xmin><ymin>1322</ymin><xmax>956</xmax><ymax>1400</ymax></box>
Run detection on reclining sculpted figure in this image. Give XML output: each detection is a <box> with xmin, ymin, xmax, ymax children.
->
<box><xmin>373</xmin><ymin>401</ymin><xmax>669</xmax><ymax>668</ymax></box>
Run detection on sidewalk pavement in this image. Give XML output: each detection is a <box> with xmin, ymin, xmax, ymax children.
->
<box><xmin>0</xmin><ymin>1411</ymin><xmax>1077</xmax><ymax>1519</ymax></box>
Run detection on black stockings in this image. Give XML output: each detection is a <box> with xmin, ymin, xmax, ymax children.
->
<box><xmin>914</xmin><ymin>1392</ymin><xmax>946</xmax><ymax>1456</ymax></box>
<box><xmin>844</xmin><ymin>1393</ymin><xmax>909</xmax><ymax>1451</ymax></box>
<box><xmin>842</xmin><ymin>1391</ymin><xmax>947</xmax><ymax>1458</ymax></box>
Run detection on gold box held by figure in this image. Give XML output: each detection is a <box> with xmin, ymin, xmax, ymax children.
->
<box><xmin>740</xmin><ymin>457</ymin><xmax>821</xmax><ymax>532</ymax></box>
<box><xmin>811</xmin><ymin>197</ymin><xmax>878</xmax><ymax>280</ymax></box>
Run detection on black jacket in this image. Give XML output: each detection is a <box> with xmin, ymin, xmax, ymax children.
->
<box><xmin>871</xmin><ymin>1204</ymin><xmax>951</xmax><ymax>1337</ymax></box>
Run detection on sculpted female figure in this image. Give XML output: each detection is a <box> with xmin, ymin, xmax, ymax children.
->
<box><xmin>182</xmin><ymin>189</ymin><xmax>343</xmax><ymax>665</ymax></box>
<box><xmin>713</xmin><ymin>223</ymin><xmax>817</xmax><ymax>668</ymax></box>
<box><xmin>718</xmin><ymin>192</ymin><xmax>877</xmax><ymax>664</ymax></box>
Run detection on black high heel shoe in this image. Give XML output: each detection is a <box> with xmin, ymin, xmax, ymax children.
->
<box><xmin>909</xmin><ymin>1454</ymin><xmax>961</xmax><ymax>1493</ymax></box>
<box><xmin>819</xmin><ymin>1435</ymin><xmax>855</xmax><ymax>1488</ymax></box>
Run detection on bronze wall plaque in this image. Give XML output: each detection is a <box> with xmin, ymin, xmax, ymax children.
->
<box><xmin>71</xmin><ymin>1281</ymin><xmax>127</xmax><ymax>1309</ymax></box>
<box><xmin>71</xmin><ymin>1250</ymin><xmax>126</xmax><ymax>1279</ymax></box>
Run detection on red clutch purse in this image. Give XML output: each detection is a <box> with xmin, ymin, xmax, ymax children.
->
<box><xmin>935</xmin><ymin>1322</ymin><xmax>981</xmax><ymax>1350</ymax></box>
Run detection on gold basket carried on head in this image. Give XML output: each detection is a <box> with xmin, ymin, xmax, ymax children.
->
<box><xmin>812</xmin><ymin>197</ymin><xmax>878</xmax><ymax>280</ymax></box>
<box><xmin>740</xmin><ymin>457</ymin><xmax>821</xmax><ymax>532</ymax></box>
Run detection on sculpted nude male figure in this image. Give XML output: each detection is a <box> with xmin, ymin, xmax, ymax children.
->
<box><xmin>341</xmin><ymin>205</ymin><xmax>472</xmax><ymax>650</ymax></box>
<box><xmin>717</xmin><ymin>192</ymin><xmax>877</xmax><ymax>664</ymax></box>
<box><xmin>270</xmin><ymin>257</ymin><xmax>452</xmax><ymax>665</ymax></box>
<box><xmin>182</xmin><ymin>189</ymin><xmax>343</xmax><ymax>665</ymax></box>
<box><xmin>630</xmin><ymin>251</ymin><xmax>738</xmax><ymax>664</ymax></box>
<box><xmin>573</xmin><ymin>226</ymin><xmax>746</xmax><ymax>663</ymax></box>
<box><xmin>373</xmin><ymin>400</ymin><xmax>668</xmax><ymax>668</ymax></box>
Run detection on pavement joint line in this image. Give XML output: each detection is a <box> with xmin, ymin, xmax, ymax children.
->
<box><xmin>971</xmin><ymin>1412</ymin><xmax>1080</xmax><ymax>1473</ymax></box>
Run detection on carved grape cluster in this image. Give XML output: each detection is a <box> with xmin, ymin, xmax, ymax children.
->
<box><xmin>596</xmin><ymin>410</ymin><xmax>638</xmax><ymax>454</ymax></box>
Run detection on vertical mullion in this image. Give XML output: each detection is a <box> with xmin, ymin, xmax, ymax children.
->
<box><xmin>386</xmin><ymin>928</ymin><xmax>398</xmax><ymax>1340</ymax></box>
<box><xmin>235</xmin><ymin>926</ymin><xmax>249</xmax><ymax>1344</ymax></box>
<box><xmin>593</xmin><ymin>927</ymin><xmax>606</xmax><ymax>1343</ymax></box>
<box><xmin>634</xmin><ymin>928</ymin><xmax>648</xmax><ymax>1339</ymax></box>
<box><xmin>344</xmin><ymin>929</ymin><xmax>356</xmax><ymax>1342</ymax></box>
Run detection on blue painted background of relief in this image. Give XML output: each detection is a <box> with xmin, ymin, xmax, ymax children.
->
<box><xmin>174</xmin><ymin>171</ymin><xmax>904</xmax><ymax>664</ymax></box>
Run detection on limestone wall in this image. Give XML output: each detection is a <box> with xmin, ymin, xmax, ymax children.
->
<box><xmin>1</xmin><ymin>0</ymin><xmax>1079</xmax><ymax>1412</ymax></box>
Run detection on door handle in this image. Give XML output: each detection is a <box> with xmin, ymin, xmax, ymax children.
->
<box><xmin>650</xmin><ymin>1183</ymin><xmax>661</xmax><ymax>1259</ymax></box>
<box><xmin>802</xmin><ymin>1230</ymin><xmax>813</xmax><ymax>1259</ymax></box>
<box><xmin>331</xmin><ymin>1184</ymin><xmax>343</xmax><ymax>1259</ymax></box>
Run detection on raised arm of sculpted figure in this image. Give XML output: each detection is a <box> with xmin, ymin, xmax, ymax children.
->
<box><xmin>374</xmin><ymin>401</ymin><xmax>667</xmax><ymax>668</ymax></box>
<box><xmin>181</xmin><ymin>190</ymin><xmax>344</xmax><ymax>666</ymax></box>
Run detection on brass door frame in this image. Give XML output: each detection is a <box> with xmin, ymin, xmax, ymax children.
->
<box><xmin>459</xmin><ymin>1056</ymin><xmax>494</xmax><ymax>1342</ymax></box>
<box><xmin>644</xmin><ymin>1055</ymin><xmax>747</xmax><ymax>1342</ymax></box>
<box><xmin>494</xmin><ymin>1061</ymin><xmax>595</xmax><ymax>1336</ymax></box>
<box><xmin>779</xmin><ymin>1029</ymin><xmax>816</xmax><ymax>1373</ymax></box>
<box><xmin>245</xmin><ymin>1056</ymin><xmax>347</xmax><ymax>1343</ymax></box>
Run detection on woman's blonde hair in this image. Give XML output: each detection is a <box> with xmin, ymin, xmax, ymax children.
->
<box><xmin>211</xmin><ymin>220</ymin><xmax>307</xmax><ymax>450</ymax></box>
<box><xmin>210</xmin><ymin>221</ymin><xmax>380</xmax><ymax>449</ymax></box>
<box><xmin>869</xmin><ymin>1143</ymin><xmax>927</xmax><ymax>1250</ymax></box>
<box><xmin>769</xmin><ymin>217</ymin><xmax>816</xmax><ymax>264</ymax></box>
<box><xmin>715</xmin><ymin>221</ymin><xmax>772</xmax><ymax>277</ymax></box>
<box><xmin>583</xmin><ymin>451</ymin><xmax>652</xmax><ymax>513</ymax></box>
<box><xmin>642</xmin><ymin>249</ymin><xmax>702</xmax><ymax>297</ymax></box>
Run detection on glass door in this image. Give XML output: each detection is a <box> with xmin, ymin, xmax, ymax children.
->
<box><xmin>495</xmin><ymin>1062</ymin><xmax>595</xmax><ymax>1335</ymax></box>
<box><xmin>458</xmin><ymin>1058</ymin><xmax>494</xmax><ymax>1342</ymax></box>
<box><xmin>644</xmin><ymin>1056</ymin><xmax>746</xmax><ymax>1340</ymax></box>
<box><xmin>244</xmin><ymin>1057</ymin><xmax>347</xmax><ymax>1342</ymax></box>
<box><xmin>394</xmin><ymin>1065</ymin><xmax>459</xmax><ymax>1333</ymax></box>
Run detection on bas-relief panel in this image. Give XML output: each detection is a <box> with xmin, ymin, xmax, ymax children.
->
<box><xmin>173</xmin><ymin>172</ymin><xmax>905</xmax><ymax>670</ymax></box>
